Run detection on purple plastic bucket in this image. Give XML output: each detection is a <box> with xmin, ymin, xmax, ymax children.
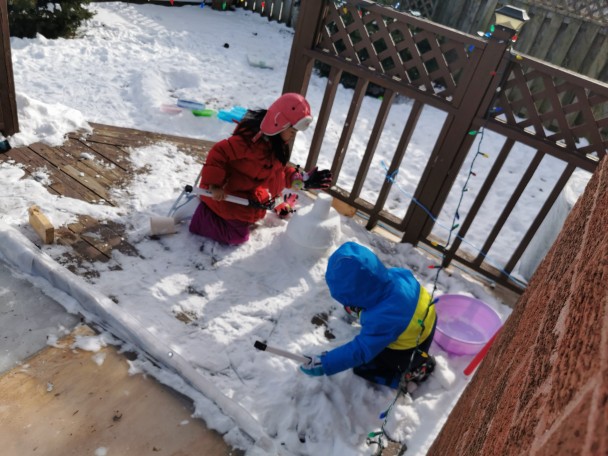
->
<box><xmin>434</xmin><ymin>294</ymin><xmax>502</xmax><ymax>356</ymax></box>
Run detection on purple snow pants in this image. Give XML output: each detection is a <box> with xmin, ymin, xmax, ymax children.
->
<box><xmin>189</xmin><ymin>200</ymin><xmax>251</xmax><ymax>245</ymax></box>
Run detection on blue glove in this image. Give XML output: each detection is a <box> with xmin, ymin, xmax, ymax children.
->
<box><xmin>344</xmin><ymin>305</ymin><xmax>362</xmax><ymax>319</ymax></box>
<box><xmin>300</xmin><ymin>355</ymin><xmax>325</xmax><ymax>376</ymax></box>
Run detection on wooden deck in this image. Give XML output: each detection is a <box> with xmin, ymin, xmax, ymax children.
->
<box><xmin>0</xmin><ymin>124</ymin><xmax>242</xmax><ymax>455</ymax></box>
<box><xmin>1</xmin><ymin>123</ymin><xmax>214</xmax><ymax>271</ymax></box>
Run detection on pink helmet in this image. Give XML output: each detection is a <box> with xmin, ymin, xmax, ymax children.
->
<box><xmin>260</xmin><ymin>93</ymin><xmax>313</xmax><ymax>136</ymax></box>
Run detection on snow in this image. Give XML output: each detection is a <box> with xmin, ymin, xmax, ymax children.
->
<box><xmin>0</xmin><ymin>2</ymin><xmax>593</xmax><ymax>454</ymax></box>
<box><xmin>0</xmin><ymin>260</ymin><xmax>78</xmax><ymax>373</ymax></box>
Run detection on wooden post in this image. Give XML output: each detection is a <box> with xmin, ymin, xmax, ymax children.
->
<box><xmin>401</xmin><ymin>26</ymin><xmax>515</xmax><ymax>245</ymax></box>
<box><xmin>0</xmin><ymin>1</ymin><xmax>19</xmax><ymax>136</ymax></box>
<box><xmin>281</xmin><ymin>0</ymin><xmax>326</xmax><ymax>95</ymax></box>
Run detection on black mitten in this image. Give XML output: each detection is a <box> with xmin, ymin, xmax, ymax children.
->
<box><xmin>304</xmin><ymin>167</ymin><xmax>332</xmax><ymax>189</ymax></box>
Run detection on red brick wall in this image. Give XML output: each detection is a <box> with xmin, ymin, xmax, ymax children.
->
<box><xmin>428</xmin><ymin>156</ymin><xmax>608</xmax><ymax>456</ymax></box>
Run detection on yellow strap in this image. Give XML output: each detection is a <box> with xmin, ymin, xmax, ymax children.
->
<box><xmin>388</xmin><ymin>287</ymin><xmax>436</xmax><ymax>350</ymax></box>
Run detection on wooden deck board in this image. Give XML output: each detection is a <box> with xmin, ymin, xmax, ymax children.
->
<box><xmin>60</xmin><ymin>137</ymin><xmax>127</xmax><ymax>184</ymax></box>
<box><xmin>83</xmin><ymin>123</ymin><xmax>215</xmax><ymax>156</ymax></box>
<box><xmin>29</xmin><ymin>142</ymin><xmax>115</xmax><ymax>203</ymax></box>
<box><xmin>0</xmin><ymin>325</ymin><xmax>237</xmax><ymax>456</ymax></box>
<box><xmin>76</xmin><ymin>140</ymin><xmax>132</xmax><ymax>171</ymax></box>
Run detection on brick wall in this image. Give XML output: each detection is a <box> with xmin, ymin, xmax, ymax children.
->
<box><xmin>428</xmin><ymin>156</ymin><xmax>608</xmax><ymax>455</ymax></box>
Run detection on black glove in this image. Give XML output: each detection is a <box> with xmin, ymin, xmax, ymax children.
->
<box><xmin>304</xmin><ymin>167</ymin><xmax>332</xmax><ymax>189</ymax></box>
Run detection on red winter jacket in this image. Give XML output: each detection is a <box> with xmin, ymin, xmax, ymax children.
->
<box><xmin>198</xmin><ymin>135</ymin><xmax>299</xmax><ymax>223</ymax></box>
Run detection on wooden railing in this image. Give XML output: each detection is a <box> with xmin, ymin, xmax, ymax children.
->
<box><xmin>282</xmin><ymin>0</ymin><xmax>608</xmax><ymax>291</ymax></box>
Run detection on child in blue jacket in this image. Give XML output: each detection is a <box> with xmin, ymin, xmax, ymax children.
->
<box><xmin>300</xmin><ymin>242</ymin><xmax>437</xmax><ymax>389</ymax></box>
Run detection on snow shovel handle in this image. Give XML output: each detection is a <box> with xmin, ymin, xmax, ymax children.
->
<box><xmin>254</xmin><ymin>340</ymin><xmax>310</xmax><ymax>364</ymax></box>
<box><xmin>184</xmin><ymin>185</ymin><xmax>280</xmax><ymax>210</ymax></box>
<box><xmin>185</xmin><ymin>185</ymin><xmax>251</xmax><ymax>207</ymax></box>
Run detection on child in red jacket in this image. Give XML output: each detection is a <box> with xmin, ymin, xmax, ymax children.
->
<box><xmin>189</xmin><ymin>93</ymin><xmax>331</xmax><ymax>245</ymax></box>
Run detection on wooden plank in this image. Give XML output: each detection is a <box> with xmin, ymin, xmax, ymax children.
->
<box><xmin>460</xmin><ymin>0</ymin><xmax>484</xmax><ymax>35</ymax></box>
<box><xmin>475</xmin><ymin>0</ymin><xmax>499</xmax><ymax>35</ymax></box>
<box><xmin>81</xmin><ymin>130</ymin><xmax>211</xmax><ymax>161</ymax></box>
<box><xmin>60</xmin><ymin>138</ymin><xmax>125</xmax><ymax>185</ymax></box>
<box><xmin>529</xmin><ymin>11</ymin><xmax>564</xmax><ymax>62</ymax></box>
<box><xmin>65</xmin><ymin>218</ymin><xmax>111</xmax><ymax>257</ymax></box>
<box><xmin>3</xmin><ymin>155</ymin><xmax>63</xmax><ymax>197</ymax></box>
<box><xmin>67</xmin><ymin>215</ymin><xmax>139</xmax><ymax>259</ymax></box>
<box><xmin>434</xmin><ymin>0</ymin><xmax>467</xmax><ymax>30</ymax></box>
<box><xmin>544</xmin><ymin>17</ymin><xmax>583</xmax><ymax>68</ymax></box>
<box><xmin>0</xmin><ymin>325</ymin><xmax>234</xmax><ymax>456</ymax></box>
<box><xmin>332</xmin><ymin>197</ymin><xmax>356</xmax><ymax>217</ymax></box>
<box><xmin>75</xmin><ymin>140</ymin><xmax>132</xmax><ymax>172</ymax></box>
<box><xmin>581</xmin><ymin>31</ymin><xmax>608</xmax><ymax>81</ymax></box>
<box><xmin>72</xmin><ymin>131</ymin><xmax>150</xmax><ymax>149</ymax></box>
<box><xmin>93</xmin><ymin>219</ymin><xmax>139</xmax><ymax>258</ymax></box>
<box><xmin>561</xmin><ymin>21</ymin><xmax>600</xmax><ymax>73</ymax></box>
<box><xmin>88</xmin><ymin>122</ymin><xmax>216</xmax><ymax>150</ymax></box>
<box><xmin>1</xmin><ymin>145</ymin><xmax>104</xmax><ymax>202</ymax></box>
<box><xmin>55</xmin><ymin>227</ymin><xmax>110</xmax><ymax>264</ymax></box>
<box><xmin>29</xmin><ymin>142</ymin><xmax>114</xmax><ymax>204</ymax></box>
<box><xmin>516</xmin><ymin>6</ymin><xmax>549</xmax><ymax>56</ymax></box>
<box><xmin>281</xmin><ymin>0</ymin><xmax>294</xmax><ymax>26</ymax></box>
<box><xmin>269</xmin><ymin>0</ymin><xmax>282</xmax><ymax>21</ymax></box>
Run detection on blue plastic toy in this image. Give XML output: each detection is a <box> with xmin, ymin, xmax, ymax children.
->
<box><xmin>177</xmin><ymin>99</ymin><xmax>206</xmax><ymax>111</ymax></box>
<box><xmin>217</xmin><ymin>106</ymin><xmax>248</xmax><ymax>123</ymax></box>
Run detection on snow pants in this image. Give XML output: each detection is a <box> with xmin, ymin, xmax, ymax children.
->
<box><xmin>353</xmin><ymin>321</ymin><xmax>436</xmax><ymax>389</ymax></box>
<box><xmin>189</xmin><ymin>200</ymin><xmax>251</xmax><ymax>245</ymax></box>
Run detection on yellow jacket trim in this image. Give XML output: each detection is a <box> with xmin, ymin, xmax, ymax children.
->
<box><xmin>388</xmin><ymin>287</ymin><xmax>436</xmax><ymax>350</ymax></box>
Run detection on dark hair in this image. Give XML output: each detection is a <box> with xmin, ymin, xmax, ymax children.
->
<box><xmin>233</xmin><ymin>109</ymin><xmax>291</xmax><ymax>165</ymax></box>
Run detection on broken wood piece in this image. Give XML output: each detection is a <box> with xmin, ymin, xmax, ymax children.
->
<box><xmin>28</xmin><ymin>205</ymin><xmax>55</xmax><ymax>244</ymax></box>
<box><xmin>331</xmin><ymin>198</ymin><xmax>357</xmax><ymax>217</ymax></box>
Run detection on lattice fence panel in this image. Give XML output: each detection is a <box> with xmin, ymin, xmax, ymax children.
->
<box><xmin>495</xmin><ymin>58</ymin><xmax>608</xmax><ymax>162</ymax></box>
<box><xmin>531</xmin><ymin>0</ymin><xmax>608</xmax><ymax>25</ymax></box>
<box><xmin>317</xmin><ymin>1</ymin><xmax>476</xmax><ymax>101</ymax></box>
<box><xmin>374</xmin><ymin>0</ymin><xmax>437</xmax><ymax>18</ymax></box>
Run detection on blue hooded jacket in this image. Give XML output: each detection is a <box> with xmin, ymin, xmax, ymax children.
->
<box><xmin>321</xmin><ymin>242</ymin><xmax>433</xmax><ymax>376</ymax></box>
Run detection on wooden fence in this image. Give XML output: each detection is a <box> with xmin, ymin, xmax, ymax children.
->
<box><xmin>281</xmin><ymin>0</ymin><xmax>608</xmax><ymax>291</ymax></box>
<box><xmin>237</xmin><ymin>0</ymin><xmax>607</xmax><ymax>83</ymax></box>
<box><xmin>433</xmin><ymin>0</ymin><xmax>608</xmax><ymax>83</ymax></box>
<box><xmin>234</xmin><ymin>0</ymin><xmax>300</xmax><ymax>27</ymax></box>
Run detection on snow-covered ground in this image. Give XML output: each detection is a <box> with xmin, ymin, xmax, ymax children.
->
<box><xmin>0</xmin><ymin>3</ymin><xmax>591</xmax><ymax>454</ymax></box>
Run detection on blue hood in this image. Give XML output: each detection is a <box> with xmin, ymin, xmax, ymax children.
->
<box><xmin>325</xmin><ymin>242</ymin><xmax>390</xmax><ymax>309</ymax></box>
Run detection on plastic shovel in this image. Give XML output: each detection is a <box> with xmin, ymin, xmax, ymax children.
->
<box><xmin>253</xmin><ymin>340</ymin><xmax>310</xmax><ymax>364</ymax></box>
<box><xmin>149</xmin><ymin>185</ymin><xmax>280</xmax><ymax>236</ymax></box>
